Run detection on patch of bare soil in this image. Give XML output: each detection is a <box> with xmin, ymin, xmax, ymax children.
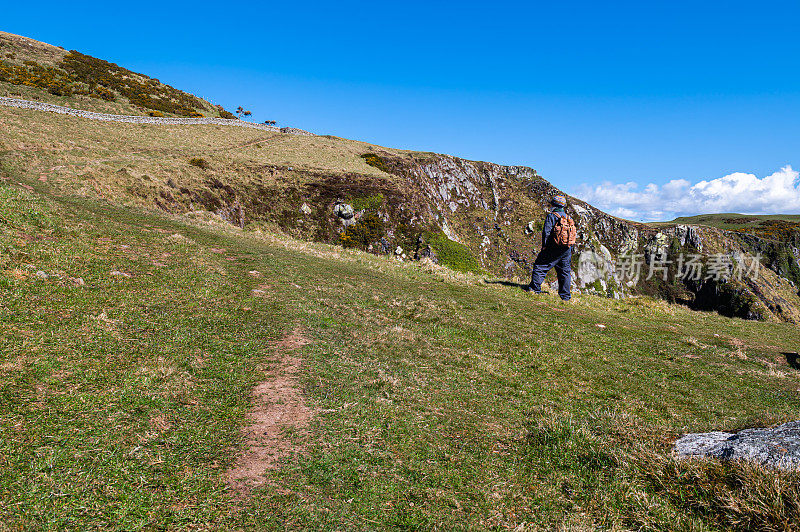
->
<box><xmin>225</xmin><ymin>328</ymin><xmax>312</xmax><ymax>496</ymax></box>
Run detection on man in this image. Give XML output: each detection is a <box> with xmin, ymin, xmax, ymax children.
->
<box><xmin>525</xmin><ymin>195</ymin><xmax>576</xmax><ymax>301</ymax></box>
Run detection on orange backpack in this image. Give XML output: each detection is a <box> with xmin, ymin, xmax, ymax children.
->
<box><xmin>552</xmin><ymin>212</ymin><xmax>577</xmax><ymax>246</ymax></box>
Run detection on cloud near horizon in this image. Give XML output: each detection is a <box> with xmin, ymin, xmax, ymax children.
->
<box><xmin>573</xmin><ymin>166</ymin><xmax>800</xmax><ymax>221</ymax></box>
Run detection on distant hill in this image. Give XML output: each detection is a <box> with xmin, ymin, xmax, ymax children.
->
<box><xmin>659</xmin><ymin>213</ymin><xmax>800</xmax><ymax>249</ymax></box>
<box><xmin>667</xmin><ymin>213</ymin><xmax>800</xmax><ymax>232</ymax></box>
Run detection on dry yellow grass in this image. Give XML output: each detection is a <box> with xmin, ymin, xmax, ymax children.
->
<box><xmin>0</xmin><ymin>31</ymin><xmax>67</xmax><ymax>66</ymax></box>
<box><xmin>1</xmin><ymin>106</ymin><xmax>395</xmax><ymax>185</ymax></box>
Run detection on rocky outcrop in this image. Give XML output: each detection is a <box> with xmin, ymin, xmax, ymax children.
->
<box><xmin>279</xmin><ymin>127</ymin><xmax>313</xmax><ymax>136</ymax></box>
<box><xmin>337</xmin><ymin>151</ymin><xmax>800</xmax><ymax>321</ymax></box>
<box><xmin>674</xmin><ymin>421</ymin><xmax>800</xmax><ymax>471</ymax></box>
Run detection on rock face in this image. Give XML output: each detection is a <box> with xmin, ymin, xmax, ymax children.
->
<box><xmin>674</xmin><ymin>421</ymin><xmax>800</xmax><ymax>471</ymax></box>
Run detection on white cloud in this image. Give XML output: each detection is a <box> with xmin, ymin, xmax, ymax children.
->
<box><xmin>573</xmin><ymin>166</ymin><xmax>800</xmax><ymax>221</ymax></box>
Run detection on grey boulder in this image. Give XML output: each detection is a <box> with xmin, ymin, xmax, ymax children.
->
<box><xmin>334</xmin><ymin>203</ymin><xmax>355</xmax><ymax>220</ymax></box>
<box><xmin>674</xmin><ymin>421</ymin><xmax>800</xmax><ymax>471</ymax></box>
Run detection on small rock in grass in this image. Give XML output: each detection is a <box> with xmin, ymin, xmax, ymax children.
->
<box><xmin>35</xmin><ymin>270</ymin><xmax>48</xmax><ymax>279</ymax></box>
<box><xmin>110</xmin><ymin>271</ymin><xmax>131</xmax><ymax>278</ymax></box>
<box><xmin>168</xmin><ymin>233</ymin><xmax>194</xmax><ymax>244</ymax></box>
<box><xmin>596</xmin><ymin>324</ymin><xmax>606</xmax><ymax>329</ymax></box>
<box><xmin>248</xmin><ymin>270</ymin><xmax>261</xmax><ymax>277</ymax></box>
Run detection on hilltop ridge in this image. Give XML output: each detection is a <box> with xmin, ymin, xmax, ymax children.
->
<box><xmin>0</xmin><ymin>31</ymin><xmax>231</xmax><ymax>118</ymax></box>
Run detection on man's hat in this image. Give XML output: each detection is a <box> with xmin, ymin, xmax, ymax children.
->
<box><xmin>551</xmin><ymin>195</ymin><xmax>567</xmax><ymax>207</ymax></box>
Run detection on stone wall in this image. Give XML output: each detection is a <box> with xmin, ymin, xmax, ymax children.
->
<box><xmin>0</xmin><ymin>97</ymin><xmax>313</xmax><ymax>135</ymax></box>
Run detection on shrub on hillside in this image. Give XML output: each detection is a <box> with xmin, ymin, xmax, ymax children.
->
<box><xmin>216</xmin><ymin>105</ymin><xmax>236</xmax><ymax>119</ymax></box>
<box><xmin>360</xmin><ymin>153</ymin><xmax>392</xmax><ymax>174</ymax></box>
<box><xmin>58</xmin><ymin>51</ymin><xmax>207</xmax><ymax>116</ymax></box>
<box><xmin>147</xmin><ymin>110</ymin><xmax>164</xmax><ymax>117</ymax></box>
<box><xmin>0</xmin><ymin>59</ymin><xmax>74</xmax><ymax>96</ymax></box>
<box><xmin>339</xmin><ymin>214</ymin><xmax>384</xmax><ymax>249</ymax></box>
<box><xmin>189</xmin><ymin>158</ymin><xmax>210</xmax><ymax>170</ymax></box>
<box><xmin>92</xmin><ymin>85</ymin><xmax>115</xmax><ymax>101</ymax></box>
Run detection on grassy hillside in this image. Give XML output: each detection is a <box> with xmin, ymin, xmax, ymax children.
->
<box><xmin>3</xmin><ymin>31</ymin><xmax>800</xmax><ymax>529</ymax></box>
<box><xmin>666</xmin><ymin>213</ymin><xmax>800</xmax><ymax>232</ymax></box>
<box><xmin>657</xmin><ymin>214</ymin><xmax>800</xmax><ymax>290</ymax></box>
<box><xmin>673</xmin><ymin>213</ymin><xmax>800</xmax><ymax>226</ymax></box>
<box><xmin>3</xmin><ymin>177</ymin><xmax>800</xmax><ymax>529</ymax></box>
<box><xmin>3</xmin><ymin>31</ymin><xmax>798</xmax><ymax>327</ymax></box>
<box><xmin>5</xmin><ymin>98</ymin><xmax>800</xmax><ymax>327</ymax></box>
<box><xmin>0</xmin><ymin>31</ymin><xmax>232</xmax><ymax>118</ymax></box>
<box><xmin>662</xmin><ymin>213</ymin><xmax>800</xmax><ymax>245</ymax></box>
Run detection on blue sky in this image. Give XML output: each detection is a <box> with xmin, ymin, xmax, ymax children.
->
<box><xmin>4</xmin><ymin>1</ymin><xmax>800</xmax><ymax>220</ymax></box>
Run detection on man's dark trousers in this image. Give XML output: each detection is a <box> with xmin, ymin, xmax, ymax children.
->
<box><xmin>529</xmin><ymin>245</ymin><xmax>572</xmax><ymax>300</ymax></box>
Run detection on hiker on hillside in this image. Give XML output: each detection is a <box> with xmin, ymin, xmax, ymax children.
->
<box><xmin>525</xmin><ymin>195</ymin><xmax>577</xmax><ymax>300</ymax></box>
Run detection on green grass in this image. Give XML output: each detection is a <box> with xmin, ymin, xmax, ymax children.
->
<box><xmin>350</xmin><ymin>193</ymin><xmax>385</xmax><ymax>212</ymax></box>
<box><xmin>3</xmin><ymin>181</ymin><xmax>800</xmax><ymax>529</ymax></box>
<box><xmin>659</xmin><ymin>213</ymin><xmax>800</xmax><ymax>231</ymax></box>
<box><xmin>426</xmin><ymin>232</ymin><xmax>484</xmax><ymax>274</ymax></box>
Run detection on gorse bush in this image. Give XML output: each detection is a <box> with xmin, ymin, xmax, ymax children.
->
<box><xmin>59</xmin><ymin>51</ymin><xmax>207</xmax><ymax>116</ymax></box>
<box><xmin>360</xmin><ymin>153</ymin><xmax>392</xmax><ymax>174</ymax></box>
<box><xmin>189</xmin><ymin>158</ymin><xmax>210</xmax><ymax>170</ymax></box>
<box><xmin>737</xmin><ymin>219</ymin><xmax>800</xmax><ymax>242</ymax></box>
<box><xmin>339</xmin><ymin>214</ymin><xmax>385</xmax><ymax>249</ymax></box>
<box><xmin>91</xmin><ymin>85</ymin><xmax>115</xmax><ymax>101</ymax></box>
<box><xmin>216</xmin><ymin>105</ymin><xmax>236</xmax><ymax>119</ymax></box>
<box><xmin>0</xmin><ymin>50</ymin><xmax>219</xmax><ymax>117</ymax></box>
<box><xmin>0</xmin><ymin>59</ymin><xmax>72</xmax><ymax>96</ymax></box>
